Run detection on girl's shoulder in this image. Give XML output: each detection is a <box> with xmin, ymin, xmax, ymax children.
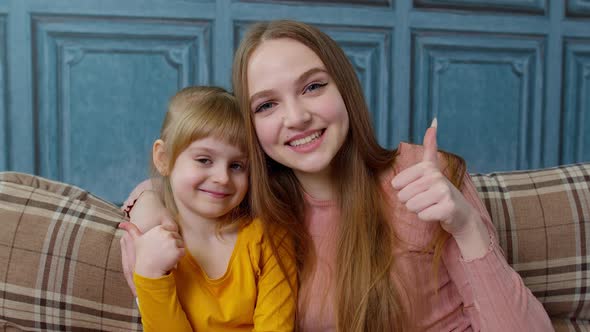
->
<box><xmin>239</xmin><ymin>218</ymin><xmax>264</xmax><ymax>239</ymax></box>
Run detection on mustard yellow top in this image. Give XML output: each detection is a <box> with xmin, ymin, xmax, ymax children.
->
<box><xmin>133</xmin><ymin>219</ymin><xmax>297</xmax><ymax>332</ymax></box>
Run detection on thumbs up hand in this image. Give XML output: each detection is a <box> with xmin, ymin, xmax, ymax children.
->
<box><xmin>391</xmin><ymin>119</ymin><xmax>478</xmax><ymax>238</ymax></box>
<box><xmin>119</xmin><ymin>221</ymin><xmax>185</xmax><ymax>279</ymax></box>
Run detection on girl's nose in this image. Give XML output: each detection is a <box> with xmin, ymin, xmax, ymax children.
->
<box><xmin>212</xmin><ymin>167</ymin><xmax>230</xmax><ymax>184</ymax></box>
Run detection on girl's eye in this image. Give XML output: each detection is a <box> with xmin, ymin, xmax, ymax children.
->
<box><xmin>254</xmin><ymin>101</ymin><xmax>275</xmax><ymax>113</ymax></box>
<box><xmin>230</xmin><ymin>162</ymin><xmax>245</xmax><ymax>171</ymax></box>
<box><xmin>196</xmin><ymin>158</ymin><xmax>212</xmax><ymax>165</ymax></box>
<box><xmin>304</xmin><ymin>82</ymin><xmax>327</xmax><ymax>94</ymax></box>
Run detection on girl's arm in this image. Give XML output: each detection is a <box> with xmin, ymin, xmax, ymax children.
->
<box><xmin>443</xmin><ymin>174</ymin><xmax>553</xmax><ymax>331</ymax></box>
<box><xmin>134</xmin><ymin>273</ymin><xmax>193</xmax><ymax>332</ymax></box>
<box><xmin>253</xmin><ymin>229</ymin><xmax>298</xmax><ymax>331</ymax></box>
<box><xmin>120</xmin><ymin>222</ymin><xmax>192</xmax><ymax>332</ymax></box>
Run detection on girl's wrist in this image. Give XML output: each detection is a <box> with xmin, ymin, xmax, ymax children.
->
<box><xmin>134</xmin><ymin>261</ymin><xmax>167</xmax><ymax>279</ymax></box>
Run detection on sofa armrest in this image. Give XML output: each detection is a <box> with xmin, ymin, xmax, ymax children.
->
<box><xmin>0</xmin><ymin>172</ymin><xmax>141</xmax><ymax>331</ymax></box>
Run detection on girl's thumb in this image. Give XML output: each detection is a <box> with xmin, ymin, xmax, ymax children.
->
<box><xmin>118</xmin><ymin>222</ymin><xmax>143</xmax><ymax>239</ymax></box>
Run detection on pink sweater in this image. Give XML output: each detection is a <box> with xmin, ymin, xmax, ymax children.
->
<box><xmin>297</xmin><ymin>143</ymin><xmax>552</xmax><ymax>331</ymax></box>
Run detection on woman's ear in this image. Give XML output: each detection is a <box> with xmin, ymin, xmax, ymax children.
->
<box><xmin>153</xmin><ymin>139</ymin><xmax>170</xmax><ymax>176</ymax></box>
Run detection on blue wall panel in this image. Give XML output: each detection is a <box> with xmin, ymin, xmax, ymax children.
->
<box><xmin>32</xmin><ymin>15</ymin><xmax>212</xmax><ymax>203</ymax></box>
<box><xmin>412</xmin><ymin>32</ymin><xmax>544</xmax><ymax>172</ymax></box>
<box><xmin>318</xmin><ymin>26</ymin><xmax>393</xmax><ymax>147</ymax></box>
<box><xmin>1</xmin><ymin>1</ymin><xmax>589</xmax><ymax>203</ymax></box>
<box><xmin>0</xmin><ymin>15</ymin><xmax>6</xmax><ymax>170</ymax></box>
<box><xmin>563</xmin><ymin>39</ymin><xmax>590</xmax><ymax>164</ymax></box>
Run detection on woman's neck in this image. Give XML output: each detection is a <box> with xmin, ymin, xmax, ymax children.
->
<box><xmin>294</xmin><ymin>168</ymin><xmax>336</xmax><ymax>201</ymax></box>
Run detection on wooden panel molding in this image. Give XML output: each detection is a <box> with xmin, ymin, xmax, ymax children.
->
<box><xmin>563</xmin><ymin>39</ymin><xmax>590</xmax><ymax>164</ymax></box>
<box><xmin>414</xmin><ymin>0</ymin><xmax>546</xmax><ymax>14</ymax></box>
<box><xmin>412</xmin><ymin>31</ymin><xmax>545</xmax><ymax>172</ymax></box>
<box><xmin>0</xmin><ymin>15</ymin><xmax>6</xmax><ymax>170</ymax></box>
<box><xmin>238</xmin><ymin>0</ymin><xmax>391</xmax><ymax>7</ymax></box>
<box><xmin>567</xmin><ymin>0</ymin><xmax>590</xmax><ymax>17</ymax></box>
<box><xmin>32</xmin><ymin>15</ymin><xmax>212</xmax><ymax>203</ymax></box>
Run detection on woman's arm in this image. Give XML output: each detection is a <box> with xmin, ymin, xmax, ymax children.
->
<box><xmin>443</xmin><ymin>174</ymin><xmax>553</xmax><ymax>331</ymax></box>
<box><xmin>391</xmin><ymin>122</ymin><xmax>552</xmax><ymax>330</ymax></box>
<box><xmin>120</xmin><ymin>182</ymin><xmax>174</xmax><ymax>296</ymax></box>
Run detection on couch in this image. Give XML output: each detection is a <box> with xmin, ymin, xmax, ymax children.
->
<box><xmin>0</xmin><ymin>162</ymin><xmax>589</xmax><ymax>331</ymax></box>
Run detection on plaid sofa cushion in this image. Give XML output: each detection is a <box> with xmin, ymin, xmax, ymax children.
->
<box><xmin>0</xmin><ymin>172</ymin><xmax>141</xmax><ymax>331</ymax></box>
<box><xmin>552</xmin><ymin>318</ymin><xmax>590</xmax><ymax>332</ymax></box>
<box><xmin>471</xmin><ymin>162</ymin><xmax>590</xmax><ymax>320</ymax></box>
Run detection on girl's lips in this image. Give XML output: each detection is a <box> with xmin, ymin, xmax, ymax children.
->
<box><xmin>199</xmin><ymin>189</ymin><xmax>230</xmax><ymax>198</ymax></box>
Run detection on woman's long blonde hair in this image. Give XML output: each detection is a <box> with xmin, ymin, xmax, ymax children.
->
<box><xmin>233</xmin><ymin>20</ymin><xmax>466</xmax><ymax>331</ymax></box>
<box><xmin>153</xmin><ymin>86</ymin><xmax>250</xmax><ymax>228</ymax></box>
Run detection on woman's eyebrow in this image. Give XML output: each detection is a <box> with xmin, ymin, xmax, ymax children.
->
<box><xmin>296</xmin><ymin>67</ymin><xmax>328</xmax><ymax>87</ymax></box>
<box><xmin>249</xmin><ymin>67</ymin><xmax>328</xmax><ymax>106</ymax></box>
<box><xmin>250</xmin><ymin>90</ymin><xmax>273</xmax><ymax>106</ymax></box>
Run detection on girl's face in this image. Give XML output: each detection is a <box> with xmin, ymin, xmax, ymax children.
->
<box><xmin>168</xmin><ymin>136</ymin><xmax>248</xmax><ymax>221</ymax></box>
<box><xmin>247</xmin><ymin>38</ymin><xmax>349</xmax><ymax>178</ymax></box>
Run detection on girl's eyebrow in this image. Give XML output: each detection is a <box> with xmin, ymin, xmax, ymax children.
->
<box><xmin>249</xmin><ymin>67</ymin><xmax>328</xmax><ymax>106</ymax></box>
<box><xmin>188</xmin><ymin>146</ymin><xmax>246</xmax><ymax>158</ymax></box>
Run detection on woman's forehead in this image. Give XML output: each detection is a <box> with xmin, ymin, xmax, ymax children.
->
<box><xmin>251</xmin><ymin>38</ymin><xmax>322</xmax><ymax>67</ymax></box>
<box><xmin>246</xmin><ymin>39</ymin><xmax>325</xmax><ymax>90</ymax></box>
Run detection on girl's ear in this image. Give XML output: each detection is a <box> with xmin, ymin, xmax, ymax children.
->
<box><xmin>153</xmin><ymin>139</ymin><xmax>170</xmax><ymax>176</ymax></box>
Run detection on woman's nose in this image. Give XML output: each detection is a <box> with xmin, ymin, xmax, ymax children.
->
<box><xmin>283</xmin><ymin>100</ymin><xmax>312</xmax><ymax>128</ymax></box>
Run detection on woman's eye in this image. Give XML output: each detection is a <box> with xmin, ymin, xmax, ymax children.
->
<box><xmin>255</xmin><ymin>102</ymin><xmax>274</xmax><ymax>113</ymax></box>
<box><xmin>304</xmin><ymin>82</ymin><xmax>327</xmax><ymax>94</ymax></box>
<box><xmin>196</xmin><ymin>158</ymin><xmax>212</xmax><ymax>165</ymax></box>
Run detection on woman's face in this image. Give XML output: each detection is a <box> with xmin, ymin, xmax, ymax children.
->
<box><xmin>246</xmin><ymin>38</ymin><xmax>350</xmax><ymax>178</ymax></box>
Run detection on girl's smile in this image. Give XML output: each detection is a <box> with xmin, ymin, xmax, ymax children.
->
<box><xmin>167</xmin><ymin>136</ymin><xmax>248</xmax><ymax>221</ymax></box>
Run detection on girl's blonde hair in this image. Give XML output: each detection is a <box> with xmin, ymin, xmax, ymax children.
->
<box><xmin>153</xmin><ymin>86</ymin><xmax>250</xmax><ymax>227</ymax></box>
<box><xmin>233</xmin><ymin>20</ymin><xmax>466</xmax><ymax>331</ymax></box>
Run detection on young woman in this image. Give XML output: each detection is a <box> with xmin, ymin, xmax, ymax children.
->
<box><xmin>119</xmin><ymin>86</ymin><xmax>296</xmax><ymax>331</ymax></box>
<box><xmin>122</xmin><ymin>21</ymin><xmax>552</xmax><ymax>331</ymax></box>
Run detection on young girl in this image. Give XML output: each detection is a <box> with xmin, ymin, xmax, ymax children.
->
<box><xmin>123</xmin><ymin>22</ymin><xmax>552</xmax><ymax>331</ymax></box>
<box><xmin>119</xmin><ymin>86</ymin><xmax>296</xmax><ymax>331</ymax></box>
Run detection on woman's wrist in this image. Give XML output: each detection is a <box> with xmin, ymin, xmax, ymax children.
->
<box><xmin>451</xmin><ymin>210</ymin><xmax>491</xmax><ymax>260</ymax></box>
